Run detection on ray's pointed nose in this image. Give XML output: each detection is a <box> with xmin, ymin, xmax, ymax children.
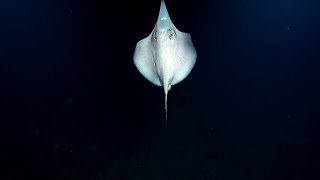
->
<box><xmin>157</xmin><ymin>0</ymin><xmax>172</xmax><ymax>30</ymax></box>
<box><xmin>159</xmin><ymin>0</ymin><xmax>169</xmax><ymax>19</ymax></box>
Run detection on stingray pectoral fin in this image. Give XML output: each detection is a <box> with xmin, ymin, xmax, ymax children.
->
<box><xmin>133</xmin><ymin>35</ymin><xmax>161</xmax><ymax>86</ymax></box>
<box><xmin>171</xmin><ymin>32</ymin><xmax>197</xmax><ymax>86</ymax></box>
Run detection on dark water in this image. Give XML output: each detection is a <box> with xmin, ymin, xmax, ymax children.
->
<box><xmin>0</xmin><ymin>0</ymin><xmax>319</xmax><ymax>179</ymax></box>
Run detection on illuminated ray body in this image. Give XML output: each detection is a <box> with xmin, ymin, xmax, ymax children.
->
<box><xmin>133</xmin><ymin>0</ymin><xmax>197</xmax><ymax>124</ymax></box>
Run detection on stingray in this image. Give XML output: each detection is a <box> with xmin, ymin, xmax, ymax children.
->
<box><xmin>133</xmin><ymin>0</ymin><xmax>197</xmax><ymax>124</ymax></box>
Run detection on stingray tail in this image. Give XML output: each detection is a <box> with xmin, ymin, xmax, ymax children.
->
<box><xmin>165</xmin><ymin>93</ymin><xmax>168</xmax><ymax>125</ymax></box>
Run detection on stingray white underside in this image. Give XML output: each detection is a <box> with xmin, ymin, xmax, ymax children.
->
<box><xmin>133</xmin><ymin>0</ymin><xmax>197</xmax><ymax>122</ymax></box>
<box><xmin>134</xmin><ymin>32</ymin><xmax>196</xmax><ymax>87</ymax></box>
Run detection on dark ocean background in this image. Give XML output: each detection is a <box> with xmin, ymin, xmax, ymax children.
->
<box><xmin>0</xmin><ymin>0</ymin><xmax>320</xmax><ymax>179</ymax></box>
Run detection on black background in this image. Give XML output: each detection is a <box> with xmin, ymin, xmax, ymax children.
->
<box><xmin>0</xmin><ymin>0</ymin><xmax>320</xmax><ymax>179</ymax></box>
